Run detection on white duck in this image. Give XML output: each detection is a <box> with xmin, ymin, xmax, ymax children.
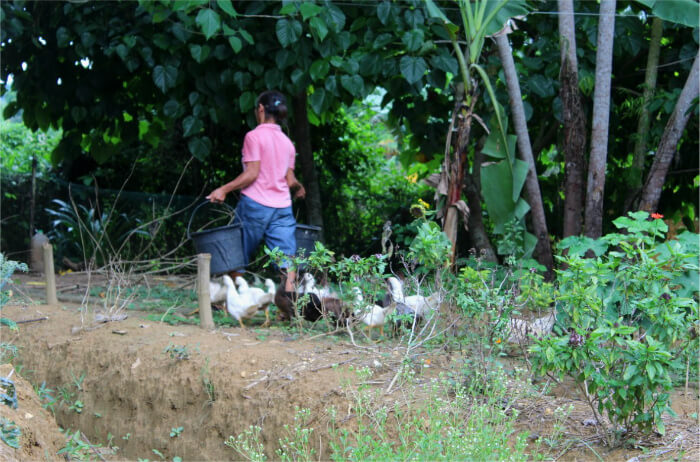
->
<box><xmin>223</xmin><ymin>276</ymin><xmax>271</xmax><ymax>328</ymax></box>
<box><xmin>209</xmin><ymin>279</ymin><xmax>228</xmax><ymax>304</ymax></box>
<box><xmin>235</xmin><ymin>276</ymin><xmax>275</xmax><ymax>305</ymax></box>
<box><xmin>299</xmin><ymin>272</ymin><xmax>338</xmax><ymax>299</ymax></box>
<box><xmin>386</xmin><ymin>277</ymin><xmax>439</xmax><ymax>318</ymax></box>
<box><xmin>352</xmin><ymin>287</ymin><xmax>394</xmax><ymax>338</ymax></box>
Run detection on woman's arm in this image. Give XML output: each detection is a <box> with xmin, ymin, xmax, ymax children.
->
<box><xmin>206</xmin><ymin>161</ymin><xmax>260</xmax><ymax>202</ymax></box>
<box><xmin>286</xmin><ymin>168</ymin><xmax>306</xmax><ymax>199</ymax></box>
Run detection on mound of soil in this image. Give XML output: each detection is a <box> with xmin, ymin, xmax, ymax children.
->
<box><xmin>0</xmin><ymin>363</ymin><xmax>65</xmax><ymax>461</ymax></box>
<box><xmin>3</xmin><ymin>271</ymin><xmax>699</xmax><ymax>461</ymax></box>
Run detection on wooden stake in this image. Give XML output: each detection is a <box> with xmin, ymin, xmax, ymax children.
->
<box><xmin>197</xmin><ymin>253</ymin><xmax>214</xmax><ymax>330</ymax></box>
<box><xmin>42</xmin><ymin>243</ymin><xmax>58</xmax><ymax>305</ymax></box>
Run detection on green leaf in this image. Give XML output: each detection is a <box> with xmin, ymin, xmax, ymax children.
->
<box><xmin>239</xmin><ymin>29</ymin><xmax>254</xmax><ymax>45</ymax></box>
<box><xmin>310</xmin><ymin>17</ymin><xmax>329</xmax><ymax>41</ymax></box>
<box><xmin>430</xmin><ymin>52</ymin><xmax>458</xmax><ymax>75</ymax></box>
<box><xmin>340</xmin><ymin>74</ymin><xmax>364</xmax><ymax>97</ymax></box>
<box><xmin>56</xmin><ymin>27</ymin><xmax>70</xmax><ymax>47</ymax></box>
<box><xmin>163</xmin><ymin>100</ymin><xmax>180</xmax><ymax>118</ymax></box>
<box><xmin>264</xmin><ymin>69</ymin><xmax>282</xmax><ymax>89</ymax></box>
<box><xmin>323</xmin><ymin>4</ymin><xmax>345</xmax><ymax>32</ymax></box>
<box><xmin>196</xmin><ymin>8</ymin><xmax>221</xmax><ymax>40</ymax></box>
<box><xmin>310</xmin><ymin>59</ymin><xmax>330</xmax><ymax>81</ymax></box>
<box><xmin>182</xmin><ymin>116</ymin><xmax>203</xmax><ymax>137</ymax></box>
<box><xmin>638</xmin><ymin>0</ymin><xmax>699</xmax><ymax>28</ymax></box>
<box><xmin>239</xmin><ymin>91</ymin><xmax>255</xmax><ymax>112</ymax></box>
<box><xmin>646</xmin><ymin>362</ymin><xmax>656</xmax><ymax>381</ymax></box>
<box><xmin>399</xmin><ymin>56</ymin><xmax>426</xmax><ymax>84</ymax></box>
<box><xmin>310</xmin><ymin>88</ymin><xmax>326</xmax><ymax>115</ymax></box>
<box><xmin>377</xmin><ymin>2</ymin><xmax>392</xmax><ymax>25</ymax></box>
<box><xmin>276</xmin><ymin>19</ymin><xmax>302</xmax><ymax>47</ymax></box>
<box><xmin>401</xmin><ymin>29</ymin><xmax>424</xmax><ymax>52</ymax></box>
<box><xmin>279</xmin><ymin>3</ymin><xmax>297</xmax><ymax>15</ymax></box>
<box><xmin>189</xmin><ymin>44</ymin><xmax>211</xmax><ymax>63</ymax></box>
<box><xmin>187</xmin><ymin>136</ymin><xmax>211</xmax><ymax>161</ymax></box>
<box><xmin>228</xmin><ymin>36</ymin><xmax>242</xmax><ymax>53</ymax></box>
<box><xmin>512</xmin><ymin>158</ymin><xmax>528</xmax><ymax>203</ymax></box>
<box><xmin>152</xmin><ymin>65</ymin><xmax>178</xmax><ymax>93</ymax></box>
<box><xmin>623</xmin><ymin>364</ymin><xmax>638</xmax><ymax>381</ymax></box>
<box><xmin>216</xmin><ymin>0</ymin><xmax>238</xmax><ymax>18</ymax></box>
<box><xmin>300</xmin><ymin>3</ymin><xmax>322</xmax><ymax>21</ymax></box>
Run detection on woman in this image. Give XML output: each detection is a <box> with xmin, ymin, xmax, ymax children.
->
<box><xmin>206</xmin><ymin>90</ymin><xmax>305</xmax><ymax>292</ymax></box>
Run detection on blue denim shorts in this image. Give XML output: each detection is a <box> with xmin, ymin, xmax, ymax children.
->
<box><xmin>236</xmin><ymin>195</ymin><xmax>296</xmax><ymax>267</ymax></box>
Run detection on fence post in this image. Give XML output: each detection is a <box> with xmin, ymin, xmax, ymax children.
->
<box><xmin>197</xmin><ymin>253</ymin><xmax>214</xmax><ymax>330</ymax></box>
<box><xmin>42</xmin><ymin>243</ymin><xmax>58</xmax><ymax>305</ymax></box>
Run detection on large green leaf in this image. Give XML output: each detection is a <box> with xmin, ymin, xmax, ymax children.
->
<box><xmin>481</xmin><ymin>0</ymin><xmax>529</xmax><ymax>36</ymax></box>
<box><xmin>239</xmin><ymin>91</ymin><xmax>256</xmax><ymax>112</ymax></box>
<box><xmin>310</xmin><ymin>59</ymin><xmax>329</xmax><ymax>81</ymax></box>
<box><xmin>163</xmin><ymin>99</ymin><xmax>180</xmax><ymax>118</ymax></box>
<box><xmin>300</xmin><ymin>2</ymin><xmax>322</xmax><ymax>21</ymax></box>
<box><xmin>310</xmin><ymin>87</ymin><xmax>326</xmax><ymax>115</ymax></box>
<box><xmin>401</xmin><ymin>29</ymin><xmax>424</xmax><ymax>52</ymax></box>
<box><xmin>152</xmin><ymin>64</ymin><xmax>177</xmax><ymax>93</ymax></box>
<box><xmin>182</xmin><ymin>115</ymin><xmax>203</xmax><ymax>137</ymax></box>
<box><xmin>512</xmin><ymin>158</ymin><xmax>529</xmax><ymax>203</ymax></box>
<box><xmin>310</xmin><ymin>16</ymin><xmax>328</xmax><ymax>41</ymax></box>
<box><xmin>276</xmin><ymin>19</ymin><xmax>302</xmax><ymax>47</ymax></box>
<box><xmin>228</xmin><ymin>36</ymin><xmax>242</xmax><ymax>53</ymax></box>
<box><xmin>188</xmin><ymin>136</ymin><xmax>212</xmax><ymax>161</ymax></box>
<box><xmin>216</xmin><ymin>0</ymin><xmax>237</xmax><ymax>18</ymax></box>
<box><xmin>399</xmin><ymin>56</ymin><xmax>426</xmax><ymax>84</ymax></box>
<box><xmin>481</xmin><ymin>159</ymin><xmax>529</xmax><ymax>233</ymax></box>
<box><xmin>195</xmin><ymin>8</ymin><xmax>221</xmax><ymax>40</ymax></box>
<box><xmin>377</xmin><ymin>2</ymin><xmax>392</xmax><ymax>25</ymax></box>
<box><xmin>189</xmin><ymin>44</ymin><xmax>210</xmax><ymax>63</ymax></box>
<box><xmin>636</xmin><ymin>0</ymin><xmax>699</xmax><ymax>28</ymax></box>
<box><xmin>340</xmin><ymin>74</ymin><xmax>364</xmax><ymax>97</ymax></box>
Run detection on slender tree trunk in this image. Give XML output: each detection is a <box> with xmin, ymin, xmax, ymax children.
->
<box><xmin>558</xmin><ymin>0</ymin><xmax>587</xmax><ymax>237</ymax></box>
<box><xmin>495</xmin><ymin>33</ymin><xmax>554</xmax><ymax>273</ymax></box>
<box><xmin>30</xmin><ymin>153</ymin><xmax>37</xmax><ymax>240</ymax></box>
<box><xmin>465</xmin><ymin>149</ymin><xmax>497</xmax><ymax>262</ymax></box>
<box><xmin>584</xmin><ymin>0</ymin><xmax>616</xmax><ymax>239</ymax></box>
<box><xmin>626</xmin><ymin>17</ymin><xmax>663</xmax><ymax>210</ymax></box>
<box><xmin>291</xmin><ymin>92</ymin><xmax>324</xmax><ymax>236</ymax></box>
<box><xmin>639</xmin><ymin>52</ymin><xmax>699</xmax><ymax>212</ymax></box>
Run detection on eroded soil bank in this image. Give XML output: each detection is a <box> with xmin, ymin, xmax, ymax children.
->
<box><xmin>2</xmin><ymin>295</ymin><xmax>699</xmax><ymax>461</ymax></box>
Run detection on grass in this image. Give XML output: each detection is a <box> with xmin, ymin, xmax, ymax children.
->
<box><xmin>227</xmin><ymin>364</ymin><xmax>536</xmax><ymax>461</ymax></box>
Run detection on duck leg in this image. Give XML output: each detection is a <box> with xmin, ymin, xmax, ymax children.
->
<box><xmin>261</xmin><ymin>305</ymin><xmax>271</xmax><ymax>328</ymax></box>
<box><xmin>238</xmin><ymin>318</ymin><xmax>246</xmax><ymax>329</ymax></box>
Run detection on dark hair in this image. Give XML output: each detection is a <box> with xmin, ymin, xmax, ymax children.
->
<box><xmin>256</xmin><ymin>90</ymin><xmax>288</xmax><ymax>123</ymax></box>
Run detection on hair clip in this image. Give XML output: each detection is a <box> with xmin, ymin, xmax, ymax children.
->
<box><xmin>274</xmin><ymin>99</ymin><xmax>281</xmax><ymax>107</ymax></box>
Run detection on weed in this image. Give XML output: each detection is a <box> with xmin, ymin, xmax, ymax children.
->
<box><xmin>169</xmin><ymin>426</ymin><xmax>183</xmax><ymax>438</ymax></box>
<box><xmin>163</xmin><ymin>343</ymin><xmax>191</xmax><ymax>361</ymax></box>
<box><xmin>34</xmin><ymin>381</ymin><xmax>56</xmax><ymax>414</ymax></box>
<box><xmin>57</xmin><ymin>385</ymin><xmax>75</xmax><ymax>406</ymax></box>
<box><xmin>225</xmin><ymin>425</ymin><xmax>267</xmax><ymax>462</ymax></box>
<box><xmin>69</xmin><ymin>400</ymin><xmax>84</xmax><ymax>414</ymax></box>
<box><xmin>57</xmin><ymin>430</ymin><xmax>100</xmax><ymax>460</ymax></box>
<box><xmin>123</xmin><ymin>433</ymin><xmax>131</xmax><ymax>441</ymax></box>
<box><xmin>0</xmin><ymin>342</ymin><xmax>18</xmax><ymax>363</ymax></box>
<box><xmin>70</xmin><ymin>370</ymin><xmax>86</xmax><ymax>391</ymax></box>
<box><xmin>276</xmin><ymin>407</ymin><xmax>315</xmax><ymax>462</ymax></box>
<box><xmin>152</xmin><ymin>448</ymin><xmax>165</xmax><ymax>459</ymax></box>
<box><xmin>0</xmin><ymin>417</ymin><xmax>20</xmax><ymax>449</ymax></box>
<box><xmin>201</xmin><ymin>358</ymin><xmax>216</xmax><ymax>405</ymax></box>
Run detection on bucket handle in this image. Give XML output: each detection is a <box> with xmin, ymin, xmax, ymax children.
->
<box><xmin>187</xmin><ymin>200</ymin><xmax>237</xmax><ymax>240</ymax></box>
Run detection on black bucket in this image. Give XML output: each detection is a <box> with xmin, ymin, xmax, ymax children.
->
<box><xmin>187</xmin><ymin>201</ymin><xmax>246</xmax><ymax>275</ymax></box>
<box><xmin>295</xmin><ymin>224</ymin><xmax>322</xmax><ymax>256</ymax></box>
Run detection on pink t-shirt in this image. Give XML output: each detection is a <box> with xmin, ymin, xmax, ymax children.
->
<box><xmin>240</xmin><ymin>123</ymin><xmax>296</xmax><ymax>208</ymax></box>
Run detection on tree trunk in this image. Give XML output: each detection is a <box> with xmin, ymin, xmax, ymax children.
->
<box><xmin>626</xmin><ymin>17</ymin><xmax>663</xmax><ymax>210</ymax></box>
<box><xmin>465</xmin><ymin>149</ymin><xmax>497</xmax><ymax>262</ymax></box>
<box><xmin>291</xmin><ymin>92</ymin><xmax>324</xmax><ymax>236</ymax></box>
<box><xmin>584</xmin><ymin>0</ymin><xmax>616</xmax><ymax>239</ymax></box>
<box><xmin>639</xmin><ymin>52</ymin><xmax>699</xmax><ymax>213</ymax></box>
<box><xmin>495</xmin><ymin>33</ymin><xmax>554</xmax><ymax>273</ymax></box>
<box><xmin>558</xmin><ymin>0</ymin><xmax>587</xmax><ymax>237</ymax></box>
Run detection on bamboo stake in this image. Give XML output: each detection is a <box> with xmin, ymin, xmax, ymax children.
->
<box><xmin>42</xmin><ymin>243</ymin><xmax>58</xmax><ymax>305</ymax></box>
<box><xmin>197</xmin><ymin>253</ymin><xmax>214</xmax><ymax>330</ymax></box>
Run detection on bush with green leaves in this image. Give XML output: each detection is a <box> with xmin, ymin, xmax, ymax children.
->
<box><xmin>531</xmin><ymin>212</ymin><xmax>699</xmax><ymax>445</ymax></box>
<box><xmin>0</xmin><ymin>253</ymin><xmax>27</xmax><ymax>334</ymax></box>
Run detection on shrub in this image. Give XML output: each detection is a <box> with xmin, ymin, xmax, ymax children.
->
<box><xmin>531</xmin><ymin>212</ymin><xmax>699</xmax><ymax>445</ymax></box>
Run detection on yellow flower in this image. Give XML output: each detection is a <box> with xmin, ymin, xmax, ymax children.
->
<box><xmin>418</xmin><ymin>198</ymin><xmax>430</xmax><ymax>209</ymax></box>
<box><xmin>405</xmin><ymin>173</ymin><xmax>418</xmax><ymax>183</ymax></box>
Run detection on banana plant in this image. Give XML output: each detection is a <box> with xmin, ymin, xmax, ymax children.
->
<box><xmin>424</xmin><ymin>0</ymin><xmax>533</xmax><ymax>259</ymax></box>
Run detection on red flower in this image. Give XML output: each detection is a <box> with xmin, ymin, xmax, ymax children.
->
<box><xmin>651</xmin><ymin>213</ymin><xmax>664</xmax><ymax>220</ymax></box>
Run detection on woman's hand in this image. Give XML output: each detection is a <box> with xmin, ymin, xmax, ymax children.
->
<box><xmin>293</xmin><ymin>184</ymin><xmax>306</xmax><ymax>200</ymax></box>
<box><xmin>206</xmin><ymin>187</ymin><xmax>227</xmax><ymax>203</ymax></box>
